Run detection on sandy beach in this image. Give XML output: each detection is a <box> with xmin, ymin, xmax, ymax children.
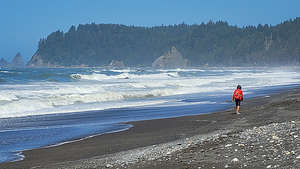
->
<box><xmin>1</xmin><ymin>87</ymin><xmax>300</xmax><ymax>169</ymax></box>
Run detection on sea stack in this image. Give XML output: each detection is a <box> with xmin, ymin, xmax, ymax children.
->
<box><xmin>152</xmin><ymin>46</ymin><xmax>189</xmax><ymax>69</ymax></box>
<box><xmin>0</xmin><ymin>58</ymin><xmax>8</xmax><ymax>67</ymax></box>
<box><xmin>11</xmin><ymin>52</ymin><xmax>25</xmax><ymax>67</ymax></box>
<box><xmin>109</xmin><ymin>60</ymin><xmax>125</xmax><ymax>69</ymax></box>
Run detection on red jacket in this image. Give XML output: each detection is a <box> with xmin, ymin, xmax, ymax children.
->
<box><xmin>232</xmin><ymin>89</ymin><xmax>243</xmax><ymax>101</ymax></box>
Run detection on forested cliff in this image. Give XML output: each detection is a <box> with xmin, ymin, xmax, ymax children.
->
<box><xmin>28</xmin><ymin>18</ymin><xmax>300</xmax><ymax>67</ymax></box>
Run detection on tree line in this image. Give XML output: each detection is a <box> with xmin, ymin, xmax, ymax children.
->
<box><xmin>30</xmin><ymin>17</ymin><xmax>300</xmax><ymax>67</ymax></box>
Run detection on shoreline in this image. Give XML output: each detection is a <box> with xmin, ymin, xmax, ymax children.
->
<box><xmin>1</xmin><ymin>86</ymin><xmax>300</xmax><ymax>169</ymax></box>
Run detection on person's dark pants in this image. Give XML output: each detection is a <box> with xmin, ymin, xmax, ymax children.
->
<box><xmin>235</xmin><ymin>99</ymin><xmax>241</xmax><ymax>106</ymax></box>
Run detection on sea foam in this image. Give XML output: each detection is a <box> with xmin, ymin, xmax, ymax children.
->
<box><xmin>0</xmin><ymin>67</ymin><xmax>300</xmax><ymax>118</ymax></box>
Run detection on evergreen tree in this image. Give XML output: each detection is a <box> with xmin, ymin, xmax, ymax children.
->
<box><xmin>28</xmin><ymin>17</ymin><xmax>300</xmax><ymax>67</ymax></box>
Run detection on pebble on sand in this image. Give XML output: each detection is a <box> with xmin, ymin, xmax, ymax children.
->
<box><xmin>106</xmin><ymin>164</ymin><xmax>113</xmax><ymax>168</ymax></box>
<box><xmin>231</xmin><ymin>158</ymin><xmax>239</xmax><ymax>163</ymax></box>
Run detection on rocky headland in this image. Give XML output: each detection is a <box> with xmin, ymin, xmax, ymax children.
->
<box><xmin>24</xmin><ymin>18</ymin><xmax>300</xmax><ymax>67</ymax></box>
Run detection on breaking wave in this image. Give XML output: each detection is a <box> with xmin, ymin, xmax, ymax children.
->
<box><xmin>71</xmin><ymin>72</ymin><xmax>180</xmax><ymax>81</ymax></box>
<box><xmin>1</xmin><ymin>67</ymin><xmax>300</xmax><ymax>118</ymax></box>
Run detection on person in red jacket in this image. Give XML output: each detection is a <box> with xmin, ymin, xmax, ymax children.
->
<box><xmin>232</xmin><ymin>85</ymin><xmax>243</xmax><ymax>114</ymax></box>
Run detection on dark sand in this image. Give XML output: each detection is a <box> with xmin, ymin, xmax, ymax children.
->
<box><xmin>1</xmin><ymin>87</ymin><xmax>300</xmax><ymax>169</ymax></box>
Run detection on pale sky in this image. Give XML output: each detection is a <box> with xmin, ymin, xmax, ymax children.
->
<box><xmin>1</xmin><ymin>0</ymin><xmax>300</xmax><ymax>62</ymax></box>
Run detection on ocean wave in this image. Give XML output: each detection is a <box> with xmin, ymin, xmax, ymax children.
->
<box><xmin>0</xmin><ymin>82</ymin><xmax>216</xmax><ymax>118</ymax></box>
<box><xmin>71</xmin><ymin>72</ymin><xmax>180</xmax><ymax>81</ymax></box>
<box><xmin>1</xmin><ymin>68</ymin><xmax>300</xmax><ymax>119</ymax></box>
<box><xmin>0</xmin><ymin>98</ymin><xmax>170</xmax><ymax>118</ymax></box>
<box><xmin>0</xmin><ymin>93</ymin><xmax>18</xmax><ymax>101</ymax></box>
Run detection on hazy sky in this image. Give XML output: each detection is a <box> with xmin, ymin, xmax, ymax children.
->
<box><xmin>1</xmin><ymin>0</ymin><xmax>300</xmax><ymax>62</ymax></box>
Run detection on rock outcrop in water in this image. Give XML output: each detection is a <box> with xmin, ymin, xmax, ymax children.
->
<box><xmin>109</xmin><ymin>60</ymin><xmax>125</xmax><ymax>69</ymax></box>
<box><xmin>10</xmin><ymin>52</ymin><xmax>25</xmax><ymax>67</ymax></box>
<box><xmin>152</xmin><ymin>47</ymin><xmax>189</xmax><ymax>69</ymax></box>
<box><xmin>0</xmin><ymin>58</ymin><xmax>8</xmax><ymax>67</ymax></box>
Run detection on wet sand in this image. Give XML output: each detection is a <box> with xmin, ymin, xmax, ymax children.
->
<box><xmin>1</xmin><ymin>87</ymin><xmax>300</xmax><ymax>169</ymax></box>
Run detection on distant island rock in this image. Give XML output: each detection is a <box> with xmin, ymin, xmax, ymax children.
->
<box><xmin>152</xmin><ymin>47</ymin><xmax>189</xmax><ymax>69</ymax></box>
<box><xmin>109</xmin><ymin>60</ymin><xmax>125</xmax><ymax>69</ymax></box>
<box><xmin>0</xmin><ymin>53</ymin><xmax>25</xmax><ymax>68</ymax></box>
<box><xmin>10</xmin><ymin>52</ymin><xmax>25</xmax><ymax>67</ymax></box>
<box><xmin>0</xmin><ymin>58</ymin><xmax>8</xmax><ymax>67</ymax></box>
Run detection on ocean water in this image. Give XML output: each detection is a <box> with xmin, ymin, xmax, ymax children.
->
<box><xmin>0</xmin><ymin>67</ymin><xmax>300</xmax><ymax>163</ymax></box>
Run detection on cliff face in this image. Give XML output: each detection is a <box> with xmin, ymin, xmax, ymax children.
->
<box><xmin>152</xmin><ymin>47</ymin><xmax>189</xmax><ymax>69</ymax></box>
<box><xmin>11</xmin><ymin>53</ymin><xmax>24</xmax><ymax>67</ymax></box>
<box><xmin>27</xmin><ymin>52</ymin><xmax>45</xmax><ymax>67</ymax></box>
